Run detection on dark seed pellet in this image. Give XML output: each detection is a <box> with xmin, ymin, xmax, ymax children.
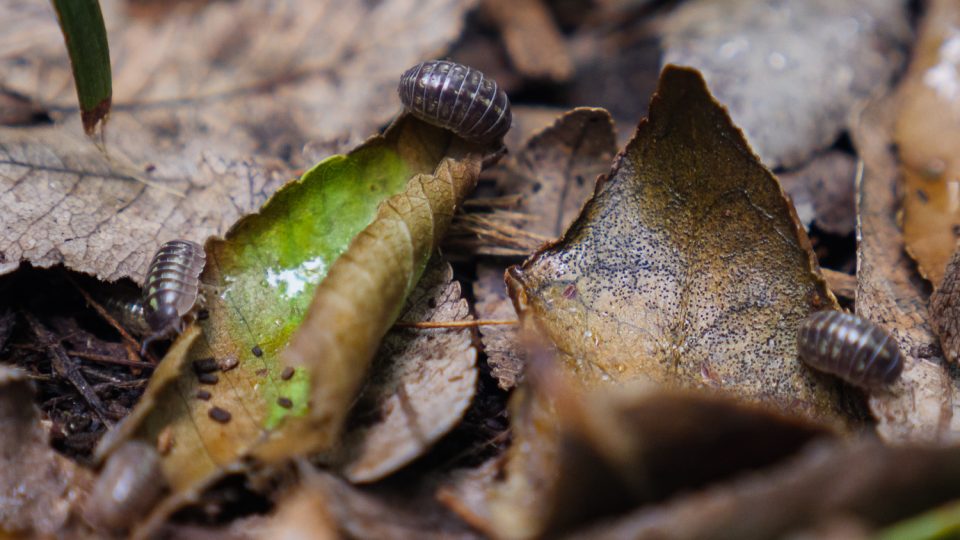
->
<box><xmin>197</xmin><ymin>373</ymin><xmax>219</xmax><ymax>385</ymax></box>
<box><xmin>251</xmin><ymin>345</ymin><xmax>263</xmax><ymax>357</ymax></box>
<box><xmin>192</xmin><ymin>358</ymin><xmax>219</xmax><ymax>373</ymax></box>
<box><xmin>197</xmin><ymin>309</ymin><xmax>210</xmax><ymax>320</ymax></box>
<box><xmin>195</xmin><ymin>390</ymin><xmax>211</xmax><ymax>400</ymax></box>
<box><xmin>277</xmin><ymin>397</ymin><xmax>293</xmax><ymax>409</ymax></box>
<box><xmin>219</xmin><ymin>356</ymin><xmax>239</xmax><ymax>371</ymax></box>
<box><xmin>208</xmin><ymin>407</ymin><xmax>231</xmax><ymax>423</ymax></box>
<box><xmin>280</xmin><ymin>366</ymin><xmax>295</xmax><ymax>380</ymax></box>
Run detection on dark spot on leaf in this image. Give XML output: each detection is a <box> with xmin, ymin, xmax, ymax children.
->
<box><xmin>192</xmin><ymin>358</ymin><xmax>219</xmax><ymax>374</ymax></box>
<box><xmin>196</xmin><ymin>309</ymin><xmax>210</xmax><ymax>320</ymax></box>
<box><xmin>277</xmin><ymin>397</ymin><xmax>293</xmax><ymax>409</ymax></box>
<box><xmin>198</xmin><ymin>373</ymin><xmax>219</xmax><ymax>385</ymax></box>
<box><xmin>532</xmin><ymin>182</ymin><xmax>542</xmax><ymax>193</ymax></box>
<box><xmin>281</xmin><ymin>366</ymin><xmax>295</xmax><ymax>380</ymax></box>
<box><xmin>916</xmin><ymin>189</ymin><xmax>929</xmax><ymax>204</ymax></box>
<box><xmin>251</xmin><ymin>345</ymin><xmax>263</xmax><ymax>357</ymax></box>
<box><xmin>195</xmin><ymin>390</ymin><xmax>211</xmax><ymax>401</ymax></box>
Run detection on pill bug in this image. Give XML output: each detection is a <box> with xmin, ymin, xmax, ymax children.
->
<box><xmin>100</xmin><ymin>284</ymin><xmax>152</xmax><ymax>336</ymax></box>
<box><xmin>141</xmin><ymin>240</ymin><xmax>206</xmax><ymax>350</ymax></box>
<box><xmin>85</xmin><ymin>440</ymin><xmax>167</xmax><ymax>530</ymax></box>
<box><xmin>797</xmin><ymin>311</ymin><xmax>903</xmax><ymax>389</ymax></box>
<box><xmin>398</xmin><ymin>60</ymin><xmax>512</xmax><ymax>144</ymax></box>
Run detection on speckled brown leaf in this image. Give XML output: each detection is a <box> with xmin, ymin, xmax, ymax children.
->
<box><xmin>854</xmin><ymin>96</ymin><xmax>960</xmax><ymax>443</ymax></box>
<box><xmin>335</xmin><ymin>257</ymin><xmax>477</xmax><ymax>483</ymax></box>
<box><xmin>895</xmin><ymin>0</ymin><xmax>960</xmax><ymax>288</ymax></box>
<box><xmin>778</xmin><ymin>151</ymin><xmax>858</xmax><ymax>236</ymax></box>
<box><xmin>932</xmin><ymin>249</ymin><xmax>960</xmax><ymax>364</ymax></box>
<box><xmin>0</xmin><ymin>365</ymin><xmax>91</xmax><ymax>537</ymax></box>
<box><xmin>507</xmin><ymin>66</ymin><xmax>850</xmax><ymax>426</ymax></box>
<box><xmin>662</xmin><ymin>0</ymin><xmax>908</xmax><ymax>169</ymax></box>
<box><xmin>0</xmin><ymin>0</ymin><xmax>476</xmax><ymax>281</ymax></box>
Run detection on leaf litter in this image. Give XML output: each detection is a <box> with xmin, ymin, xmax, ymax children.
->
<box><xmin>0</xmin><ymin>0</ymin><xmax>475</xmax><ymax>281</ymax></box>
<box><xmin>10</xmin><ymin>2</ymin><xmax>960</xmax><ymax>537</ymax></box>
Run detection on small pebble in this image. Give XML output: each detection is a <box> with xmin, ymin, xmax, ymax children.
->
<box><xmin>208</xmin><ymin>407</ymin><xmax>231</xmax><ymax>423</ymax></box>
<box><xmin>195</xmin><ymin>390</ymin><xmax>212</xmax><ymax>400</ymax></box>
<box><xmin>251</xmin><ymin>345</ymin><xmax>263</xmax><ymax>357</ymax></box>
<box><xmin>218</xmin><ymin>356</ymin><xmax>239</xmax><ymax>371</ymax></box>
<box><xmin>280</xmin><ymin>366</ymin><xmax>295</xmax><ymax>380</ymax></box>
<box><xmin>198</xmin><ymin>373</ymin><xmax>219</xmax><ymax>385</ymax></box>
<box><xmin>277</xmin><ymin>397</ymin><xmax>293</xmax><ymax>409</ymax></box>
<box><xmin>192</xmin><ymin>358</ymin><xmax>219</xmax><ymax>374</ymax></box>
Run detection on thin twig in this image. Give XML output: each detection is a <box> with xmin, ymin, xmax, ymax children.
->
<box><xmin>67</xmin><ymin>350</ymin><xmax>155</xmax><ymax>369</ymax></box>
<box><xmin>394</xmin><ymin>319</ymin><xmax>519</xmax><ymax>329</ymax></box>
<box><xmin>24</xmin><ymin>313</ymin><xmax>113</xmax><ymax>427</ymax></box>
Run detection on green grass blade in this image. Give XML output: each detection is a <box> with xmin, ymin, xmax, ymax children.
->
<box><xmin>50</xmin><ymin>0</ymin><xmax>112</xmax><ymax>134</ymax></box>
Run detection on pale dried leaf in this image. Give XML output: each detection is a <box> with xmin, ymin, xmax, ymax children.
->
<box><xmin>895</xmin><ymin>0</ymin><xmax>960</xmax><ymax>288</ymax></box>
<box><xmin>662</xmin><ymin>0</ymin><xmax>909</xmax><ymax>169</ymax></box>
<box><xmin>821</xmin><ymin>268</ymin><xmax>857</xmax><ymax>304</ymax></box>
<box><xmin>932</xmin><ymin>248</ymin><xmax>960</xmax><ymax>364</ymax></box>
<box><xmin>853</xmin><ymin>96</ymin><xmax>960</xmax><ymax>443</ymax></box>
<box><xmin>0</xmin><ymin>365</ymin><xmax>91</xmax><ymax>537</ymax></box>
<box><xmin>474</xmin><ymin>265</ymin><xmax>523</xmax><ymax>390</ymax></box>
<box><xmin>337</xmin><ymin>257</ymin><xmax>478</xmax><ymax>483</ymax></box>
<box><xmin>0</xmin><ymin>0</ymin><xmax>476</xmax><ymax>280</ymax></box>
<box><xmin>778</xmin><ymin>151</ymin><xmax>858</xmax><ymax>236</ymax></box>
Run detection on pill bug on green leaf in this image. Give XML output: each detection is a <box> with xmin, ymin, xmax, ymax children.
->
<box><xmin>797</xmin><ymin>311</ymin><xmax>903</xmax><ymax>389</ymax></box>
<box><xmin>398</xmin><ymin>60</ymin><xmax>512</xmax><ymax>144</ymax></box>
<box><xmin>141</xmin><ymin>240</ymin><xmax>206</xmax><ymax>351</ymax></box>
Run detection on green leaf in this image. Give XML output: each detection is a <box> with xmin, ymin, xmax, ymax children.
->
<box><xmin>95</xmin><ymin>116</ymin><xmax>484</xmax><ymax>535</ymax></box>
<box><xmin>50</xmin><ymin>0</ymin><xmax>112</xmax><ymax>134</ymax></box>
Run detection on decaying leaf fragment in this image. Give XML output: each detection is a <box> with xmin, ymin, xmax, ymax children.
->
<box><xmin>931</xmin><ymin>248</ymin><xmax>960</xmax><ymax>365</ymax></box>
<box><xmin>0</xmin><ymin>365</ymin><xmax>91</xmax><ymax>537</ymax></box>
<box><xmin>662</xmin><ymin>0</ymin><xmax>908</xmax><ymax>169</ymax></box>
<box><xmin>507</xmin><ymin>65</ymin><xmax>850</xmax><ymax>426</ymax></box>
<box><xmin>282</xmin><ymin>127</ymin><xmax>484</xmax><ymax>455</ymax></box>
<box><xmin>569</xmin><ymin>438</ymin><xmax>960</xmax><ymax>540</ymax></box>
<box><xmin>442</xmin><ymin>366</ymin><xmax>832</xmax><ymax>539</ymax></box>
<box><xmin>853</xmin><ymin>95</ymin><xmax>960</xmax><ymax>443</ymax></box>
<box><xmin>474</xmin><ymin>265</ymin><xmax>525</xmax><ymax>390</ymax></box>
<box><xmin>95</xmin><ymin>116</ymin><xmax>483</xmax><ymax>534</ymax></box>
<box><xmin>335</xmin><ymin>257</ymin><xmax>478</xmax><ymax>483</ymax></box>
<box><xmin>896</xmin><ymin>0</ymin><xmax>960</xmax><ymax>288</ymax></box>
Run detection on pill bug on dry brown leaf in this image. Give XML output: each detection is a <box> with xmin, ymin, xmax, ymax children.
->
<box><xmin>398</xmin><ymin>60</ymin><xmax>512</xmax><ymax>144</ymax></box>
<box><xmin>84</xmin><ymin>440</ymin><xmax>167</xmax><ymax>531</ymax></box>
<box><xmin>141</xmin><ymin>239</ymin><xmax>206</xmax><ymax>352</ymax></box>
<box><xmin>797</xmin><ymin>310</ymin><xmax>903</xmax><ymax>389</ymax></box>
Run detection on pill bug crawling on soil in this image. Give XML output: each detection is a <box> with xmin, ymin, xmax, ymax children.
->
<box><xmin>797</xmin><ymin>310</ymin><xmax>903</xmax><ymax>389</ymax></box>
<box><xmin>101</xmin><ymin>284</ymin><xmax>152</xmax><ymax>336</ymax></box>
<box><xmin>398</xmin><ymin>60</ymin><xmax>512</xmax><ymax>144</ymax></box>
<box><xmin>140</xmin><ymin>240</ymin><xmax>206</xmax><ymax>352</ymax></box>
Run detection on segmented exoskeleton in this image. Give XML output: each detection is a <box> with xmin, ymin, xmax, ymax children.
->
<box><xmin>398</xmin><ymin>60</ymin><xmax>512</xmax><ymax>144</ymax></box>
<box><xmin>797</xmin><ymin>311</ymin><xmax>903</xmax><ymax>389</ymax></box>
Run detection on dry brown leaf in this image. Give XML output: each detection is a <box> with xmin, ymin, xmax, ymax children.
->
<box><xmin>567</xmin><ymin>438</ymin><xmax>960</xmax><ymax>540</ymax></box>
<box><xmin>662</xmin><ymin>0</ymin><xmax>909</xmax><ymax>169</ymax></box>
<box><xmin>0</xmin><ymin>365</ymin><xmax>91</xmax><ymax>537</ymax></box>
<box><xmin>288</xmin><ymin>465</ymin><xmax>481</xmax><ymax>540</ymax></box>
<box><xmin>502</xmin><ymin>106</ymin><xmax>577</xmax><ymax>155</ymax></box>
<box><xmin>932</xmin><ymin>248</ymin><xmax>960</xmax><ymax>364</ymax></box>
<box><xmin>853</xmin><ymin>95</ymin><xmax>960</xmax><ymax>443</ymax></box>
<box><xmin>474</xmin><ymin>265</ymin><xmax>524</xmax><ymax>390</ymax></box>
<box><xmin>335</xmin><ymin>257</ymin><xmax>478</xmax><ymax>483</ymax></box>
<box><xmin>821</xmin><ymin>268</ymin><xmax>857</xmax><ymax>304</ymax></box>
<box><xmin>482</xmin><ymin>0</ymin><xmax>572</xmax><ymax>81</ymax></box>
<box><xmin>507</xmin><ymin>66</ymin><xmax>851</xmax><ymax>426</ymax></box>
<box><xmin>443</xmin><ymin>371</ymin><xmax>832</xmax><ymax>539</ymax></box>
<box><xmin>896</xmin><ymin>0</ymin><xmax>960</xmax><ymax>288</ymax></box>
<box><xmin>0</xmin><ymin>0</ymin><xmax>475</xmax><ymax>280</ymax></box>
<box><xmin>778</xmin><ymin>151</ymin><xmax>858</xmax><ymax>236</ymax></box>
